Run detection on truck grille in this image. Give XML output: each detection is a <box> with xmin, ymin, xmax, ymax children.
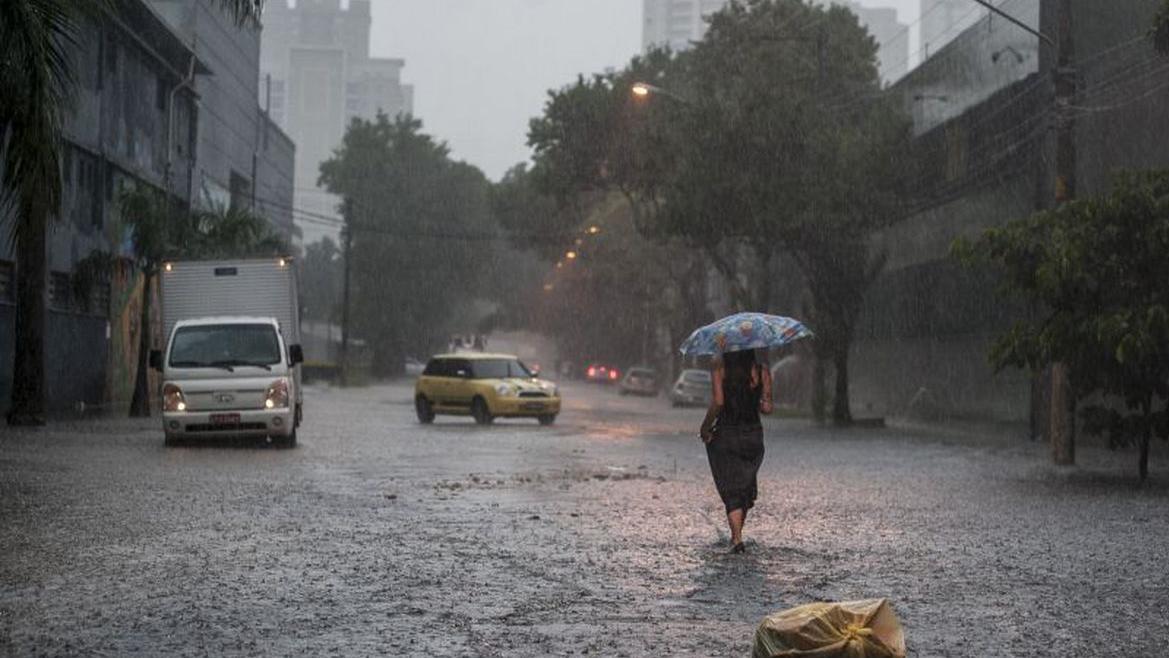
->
<box><xmin>186</xmin><ymin>423</ymin><xmax>268</xmax><ymax>433</ymax></box>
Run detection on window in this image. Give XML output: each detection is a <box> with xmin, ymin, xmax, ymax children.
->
<box><xmin>156</xmin><ymin>74</ymin><xmax>168</xmax><ymax>112</ymax></box>
<box><xmin>0</xmin><ymin>261</ymin><xmax>14</xmax><ymax>304</ymax></box>
<box><xmin>470</xmin><ymin>359</ymin><xmax>532</xmax><ymax>380</ymax></box>
<box><xmin>169</xmin><ymin>324</ymin><xmax>282</xmax><ymax>368</ymax></box>
<box><xmin>49</xmin><ymin>272</ymin><xmax>72</xmax><ymax>311</ymax></box>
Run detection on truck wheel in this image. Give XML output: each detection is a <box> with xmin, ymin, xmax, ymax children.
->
<box><xmin>276</xmin><ymin>429</ymin><xmax>297</xmax><ymax>449</ymax></box>
<box><xmin>471</xmin><ymin>397</ymin><xmax>494</xmax><ymax>425</ymax></box>
<box><xmin>538</xmin><ymin>414</ymin><xmax>556</xmax><ymax>426</ymax></box>
<box><xmin>416</xmin><ymin>396</ymin><xmax>435</xmax><ymax>424</ymax></box>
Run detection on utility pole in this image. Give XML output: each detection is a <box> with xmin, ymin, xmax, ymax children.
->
<box><xmin>1047</xmin><ymin>0</ymin><xmax>1076</xmax><ymax>465</ymax></box>
<box><xmin>340</xmin><ymin>224</ymin><xmax>353</xmax><ymax>387</ymax></box>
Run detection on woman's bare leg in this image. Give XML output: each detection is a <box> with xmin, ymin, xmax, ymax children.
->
<box><xmin>728</xmin><ymin>508</ymin><xmax>745</xmax><ymax>546</ymax></box>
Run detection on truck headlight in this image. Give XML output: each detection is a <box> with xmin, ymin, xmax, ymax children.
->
<box><xmin>163</xmin><ymin>383</ymin><xmax>187</xmax><ymax>412</ymax></box>
<box><xmin>265</xmin><ymin>378</ymin><xmax>290</xmax><ymax>409</ymax></box>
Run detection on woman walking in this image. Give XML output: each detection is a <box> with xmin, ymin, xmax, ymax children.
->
<box><xmin>699</xmin><ymin>349</ymin><xmax>773</xmax><ymax>553</ymax></box>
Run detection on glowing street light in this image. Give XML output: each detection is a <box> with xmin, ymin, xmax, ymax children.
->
<box><xmin>587</xmin><ymin>225</ymin><xmax>601</xmax><ymax>235</ymax></box>
<box><xmin>565</xmin><ymin>251</ymin><xmax>578</xmax><ymax>260</ymax></box>
<box><xmin>630</xmin><ymin>81</ymin><xmax>691</xmax><ymax>105</ymax></box>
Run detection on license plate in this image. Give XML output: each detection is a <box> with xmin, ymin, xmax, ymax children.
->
<box><xmin>522</xmin><ymin>402</ymin><xmax>544</xmax><ymax>411</ymax></box>
<box><xmin>209</xmin><ymin>413</ymin><xmax>241</xmax><ymax>426</ymax></box>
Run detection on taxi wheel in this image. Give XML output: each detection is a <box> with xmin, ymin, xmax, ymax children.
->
<box><xmin>471</xmin><ymin>397</ymin><xmax>494</xmax><ymax>425</ymax></box>
<box><xmin>538</xmin><ymin>414</ymin><xmax>556</xmax><ymax>426</ymax></box>
<box><xmin>416</xmin><ymin>396</ymin><xmax>435</xmax><ymax>424</ymax></box>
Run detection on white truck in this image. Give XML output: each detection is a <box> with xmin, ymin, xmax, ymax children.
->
<box><xmin>150</xmin><ymin>258</ymin><xmax>304</xmax><ymax>447</ymax></box>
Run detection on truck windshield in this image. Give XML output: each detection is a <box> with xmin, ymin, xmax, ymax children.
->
<box><xmin>471</xmin><ymin>359</ymin><xmax>532</xmax><ymax>379</ymax></box>
<box><xmin>169</xmin><ymin>324</ymin><xmax>282</xmax><ymax>369</ymax></box>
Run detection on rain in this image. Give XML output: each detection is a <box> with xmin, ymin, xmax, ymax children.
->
<box><xmin>2</xmin><ymin>1</ymin><xmax>1169</xmax><ymax>656</ymax></box>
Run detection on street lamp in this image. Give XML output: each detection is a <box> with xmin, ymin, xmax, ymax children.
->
<box><xmin>565</xmin><ymin>250</ymin><xmax>578</xmax><ymax>260</ymax></box>
<box><xmin>630</xmin><ymin>81</ymin><xmax>691</xmax><ymax>105</ymax></box>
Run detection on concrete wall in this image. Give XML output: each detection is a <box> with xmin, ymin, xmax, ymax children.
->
<box><xmin>851</xmin><ymin>0</ymin><xmax>1169</xmax><ymax>424</ymax></box>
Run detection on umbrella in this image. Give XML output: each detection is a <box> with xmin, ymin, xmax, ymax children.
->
<box><xmin>678</xmin><ymin>312</ymin><xmax>812</xmax><ymax>356</ymax></box>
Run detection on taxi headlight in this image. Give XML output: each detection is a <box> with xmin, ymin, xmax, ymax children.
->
<box><xmin>163</xmin><ymin>383</ymin><xmax>186</xmax><ymax>412</ymax></box>
<box><xmin>265</xmin><ymin>378</ymin><xmax>290</xmax><ymax>409</ymax></box>
<box><xmin>495</xmin><ymin>383</ymin><xmax>516</xmax><ymax>397</ymax></box>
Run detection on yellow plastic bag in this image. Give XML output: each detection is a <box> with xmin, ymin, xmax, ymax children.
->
<box><xmin>752</xmin><ymin>598</ymin><xmax>906</xmax><ymax>658</ymax></box>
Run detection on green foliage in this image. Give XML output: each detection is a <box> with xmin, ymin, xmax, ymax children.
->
<box><xmin>117</xmin><ymin>186</ymin><xmax>288</xmax><ymax>269</ymax></box>
<box><xmin>523</xmin><ymin>0</ymin><xmax>909</xmax><ymax>423</ymax></box>
<box><xmin>0</xmin><ymin>0</ymin><xmax>79</xmax><ymax>243</ymax></box>
<box><xmin>300</xmin><ymin>237</ymin><xmax>343</xmax><ymax>324</ymax></box>
<box><xmin>958</xmin><ymin>170</ymin><xmax>1169</xmax><ymax>478</ymax></box>
<box><xmin>319</xmin><ymin>113</ymin><xmax>495</xmax><ymax>374</ymax></box>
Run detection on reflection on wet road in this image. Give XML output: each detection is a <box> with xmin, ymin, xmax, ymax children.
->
<box><xmin>1</xmin><ymin>381</ymin><xmax>1167</xmax><ymax>656</ymax></box>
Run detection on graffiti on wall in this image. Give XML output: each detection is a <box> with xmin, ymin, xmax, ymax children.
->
<box><xmin>105</xmin><ymin>259</ymin><xmax>161</xmax><ymax>414</ymax></box>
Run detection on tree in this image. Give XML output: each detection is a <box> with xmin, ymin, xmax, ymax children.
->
<box><xmin>0</xmin><ymin>0</ymin><xmax>264</xmax><ymax>424</ymax></box>
<box><xmin>955</xmin><ymin>171</ymin><xmax>1169</xmax><ymax>481</ymax></box>
<box><xmin>118</xmin><ymin>187</ymin><xmax>287</xmax><ymax>416</ymax></box>
<box><xmin>300</xmin><ymin>237</ymin><xmax>343</xmax><ymax>325</ymax></box>
<box><xmin>319</xmin><ymin>114</ymin><xmax>493</xmax><ymax>376</ymax></box>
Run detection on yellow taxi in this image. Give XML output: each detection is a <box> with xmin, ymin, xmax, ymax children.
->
<box><xmin>414</xmin><ymin>353</ymin><xmax>561</xmax><ymax>425</ymax></box>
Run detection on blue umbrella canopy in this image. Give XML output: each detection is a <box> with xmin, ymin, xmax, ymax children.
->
<box><xmin>678</xmin><ymin>312</ymin><xmax>813</xmax><ymax>356</ymax></box>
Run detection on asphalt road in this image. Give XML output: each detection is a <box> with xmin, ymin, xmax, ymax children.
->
<box><xmin>1</xmin><ymin>381</ymin><xmax>1167</xmax><ymax>656</ymax></box>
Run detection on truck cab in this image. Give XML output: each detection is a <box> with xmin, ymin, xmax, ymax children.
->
<box><xmin>152</xmin><ymin>317</ymin><xmax>303</xmax><ymax>446</ymax></box>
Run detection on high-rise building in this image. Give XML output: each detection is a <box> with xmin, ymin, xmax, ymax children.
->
<box><xmin>259</xmin><ymin>0</ymin><xmax>414</xmax><ymax>245</ymax></box>
<box><xmin>642</xmin><ymin>0</ymin><xmax>729</xmax><ymax>52</ymax></box>
<box><xmin>642</xmin><ymin>0</ymin><xmax>908</xmax><ymax>84</ymax></box>
<box><xmin>920</xmin><ymin>0</ymin><xmax>985</xmax><ymax>60</ymax></box>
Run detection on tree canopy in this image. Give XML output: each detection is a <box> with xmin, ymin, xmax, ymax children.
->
<box><xmin>956</xmin><ymin>170</ymin><xmax>1169</xmax><ymax>480</ymax></box>
<box><xmin>319</xmin><ymin>113</ymin><xmax>494</xmax><ymax>375</ymax></box>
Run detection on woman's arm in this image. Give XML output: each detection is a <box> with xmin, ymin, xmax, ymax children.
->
<box><xmin>759</xmin><ymin>366</ymin><xmax>774</xmax><ymax>415</ymax></box>
<box><xmin>700</xmin><ymin>365</ymin><xmax>724</xmax><ymax>443</ymax></box>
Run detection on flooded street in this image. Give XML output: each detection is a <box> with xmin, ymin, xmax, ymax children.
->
<box><xmin>1</xmin><ymin>382</ymin><xmax>1167</xmax><ymax>657</ymax></box>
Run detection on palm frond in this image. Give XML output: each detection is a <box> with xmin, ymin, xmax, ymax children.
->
<box><xmin>215</xmin><ymin>0</ymin><xmax>265</xmax><ymax>28</ymax></box>
<box><xmin>0</xmin><ymin>0</ymin><xmax>80</xmax><ymax>245</ymax></box>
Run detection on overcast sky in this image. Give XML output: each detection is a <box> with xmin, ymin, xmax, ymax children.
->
<box><xmin>369</xmin><ymin>0</ymin><xmax>923</xmax><ymax>181</ymax></box>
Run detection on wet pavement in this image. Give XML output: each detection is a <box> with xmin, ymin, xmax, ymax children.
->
<box><xmin>1</xmin><ymin>381</ymin><xmax>1167</xmax><ymax>656</ymax></box>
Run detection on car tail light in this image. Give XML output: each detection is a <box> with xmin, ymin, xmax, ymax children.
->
<box><xmin>609</xmin><ymin>370</ymin><xmax>619</xmax><ymax>380</ymax></box>
<box><xmin>265</xmin><ymin>378</ymin><xmax>290</xmax><ymax>409</ymax></box>
<box><xmin>163</xmin><ymin>383</ymin><xmax>186</xmax><ymax>412</ymax></box>
<box><xmin>587</xmin><ymin>367</ymin><xmax>597</xmax><ymax>377</ymax></box>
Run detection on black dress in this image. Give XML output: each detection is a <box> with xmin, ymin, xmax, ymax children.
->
<box><xmin>705</xmin><ymin>367</ymin><xmax>765</xmax><ymax>514</ymax></box>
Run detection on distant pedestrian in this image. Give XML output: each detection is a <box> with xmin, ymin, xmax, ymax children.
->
<box><xmin>699</xmin><ymin>349</ymin><xmax>773</xmax><ymax>553</ymax></box>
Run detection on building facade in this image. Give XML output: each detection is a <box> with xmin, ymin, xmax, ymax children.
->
<box><xmin>851</xmin><ymin>0</ymin><xmax>1169</xmax><ymax>424</ymax></box>
<box><xmin>0</xmin><ymin>0</ymin><xmax>298</xmax><ymax>416</ymax></box>
<box><xmin>259</xmin><ymin>0</ymin><xmax>414</xmax><ymax>246</ymax></box>
<box><xmin>149</xmin><ymin>0</ymin><xmax>297</xmax><ymax>241</ymax></box>
<box><xmin>0</xmin><ymin>1</ymin><xmax>204</xmax><ymax>415</ymax></box>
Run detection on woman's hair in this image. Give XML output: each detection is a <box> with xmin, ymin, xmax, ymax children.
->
<box><xmin>721</xmin><ymin>349</ymin><xmax>758</xmax><ymax>390</ymax></box>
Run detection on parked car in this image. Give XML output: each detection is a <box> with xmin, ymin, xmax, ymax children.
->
<box><xmin>414</xmin><ymin>353</ymin><xmax>561</xmax><ymax>425</ymax></box>
<box><xmin>619</xmin><ymin>367</ymin><xmax>659</xmax><ymax>396</ymax></box>
<box><xmin>670</xmin><ymin>369</ymin><xmax>712</xmax><ymax>407</ymax></box>
<box><xmin>404</xmin><ymin>356</ymin><xmax>426</xmax><ymax>376</ymax></box>
<box><xmin>585</xmin><ymin>363</ymin><xmax>621</xmax><ymax>384</ymax></box>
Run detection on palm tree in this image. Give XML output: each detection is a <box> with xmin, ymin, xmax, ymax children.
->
<box><xmin>0</xmin><ymin>0</ymin><xmax>263</xmax><ymax>425</ymax></box>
